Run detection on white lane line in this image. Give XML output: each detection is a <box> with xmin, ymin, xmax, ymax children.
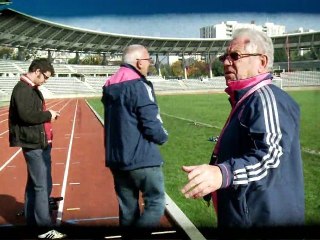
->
<box><xmin>56</xmin><ymin>99</ymin><xmax>78</xmax><ymax>225</ymax></box>
<box><xmin>0</xmin><ymin>130</ymin><xmax>9</xmax><ymax>136</ymax></box>
<box><xmin>104</xmin><ymin>236</ymin><xmax>121</xmax><ymax>239</ymax></box>
<box><xmin>69</xmin><ymin>182</ymin><xmax>80</xmax><ymax>185</ymax></box>
<box><xmin>0</xmin><ymin>148</ymin><xmax>22</xmax><ymax>172</ymax></box>
<box><xmin>58</xmin><ymin>99</ymin><xmax>72</xmax><ymax>112</ymax></box>
<box><xmin>66</xmin><ymin>208</ymin><xmax>80</xmax><ymax>211</ymax></box>
<box><xmin>151</xmin><ymin>230</ymin><xmax>177</xmax><ymax>235</ymax></box>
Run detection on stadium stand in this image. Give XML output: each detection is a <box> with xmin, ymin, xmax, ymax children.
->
<box><xmin>1</xmin><ymin>69</ymin><xmax>320</xmax><ymax>101</ymax></box>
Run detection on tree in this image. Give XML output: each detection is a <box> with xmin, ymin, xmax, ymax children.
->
<box><xmin>187</xmin><ymin>60</ymin><xmax>208</xmax><ymax>78</ymax></box>
<box><xmin>212</xmin><ymin>59</ymin><xmax>224</xmax><ymax>76</ymax></box>
<box><xmin>81</xmin><ymin>54</ymin><xmax>102</xmax><ymax>65</ymax></box>
<box><xmin>148</xmin><ymin>64</ymin><xmax>158</xmax><ymax>75</ymax></box>
<box><xmin>0</xmin><ymin>47</ymin><xmax>14</xmax><ymax>59</ymax></box>
<box><xmin>274</xmin><ymin>48</ymin><xmax>288</xmax><ymax>62</ymax></box>
<box><xmin>160</xmin><ymin>64</ymin><xmax>173</xmax><ymax>78</ymax></box>
<box><xmin>171</xmin><ymin>60</ymin><xmax>184</xmax><ymax>78</ymax></box>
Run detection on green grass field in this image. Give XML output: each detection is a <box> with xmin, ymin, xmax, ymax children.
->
<box><xmin>87</xmin><ymin>89</ymin><xmax>320</xmax><ymax>229</ymax></box>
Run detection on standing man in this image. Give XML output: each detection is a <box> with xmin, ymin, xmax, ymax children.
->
<box><xmin>9</xmin><ymin>58</ymin><xmax>66</xmax><ymax>239</ymax></box>
<box><xmin>181</xmin><ymin>28</ymin><xmax>305</xmax><ymax>231</ymax></box>
<box><xmin>102</xmin><ymin>45</ymin><xmax>168</xmax><ymax>232</ymax></box>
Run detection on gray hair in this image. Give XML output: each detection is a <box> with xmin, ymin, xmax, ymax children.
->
<box><xmin>123</xmin><ymin>44</ymin><xmax>146</xmax><ymax>65</ymax></box>
<box><xmin>232</xmin><ymin>28</ymin><xmax>274</xmax><ymax>71</ymax></box>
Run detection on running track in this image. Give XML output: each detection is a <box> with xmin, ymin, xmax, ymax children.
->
<box><xmin>0</xmin><ymin>98</ymin><xmax>204</xmax><ymax>239</ymax></box>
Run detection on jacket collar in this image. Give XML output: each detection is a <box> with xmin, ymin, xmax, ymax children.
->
<box><xmin>225</xmin><ymin>73</ymin><xmax>273</xmax><ymax>107</ymax></box>
<box><xmin>20</xmin><ymin>74</ymin><xmax>36</xmax><ymax>88</ymax></box>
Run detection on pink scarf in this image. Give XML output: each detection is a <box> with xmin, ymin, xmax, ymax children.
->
<box><xmin>225</xmin><ymin>73</ymin><xmax>270</xmax><ymax>107</ymax></box>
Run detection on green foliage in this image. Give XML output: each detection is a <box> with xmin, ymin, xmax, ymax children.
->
<box><xmin>211</xmin><ymin>59</ymin><xmax>224</xmax><ymax>76</ymax></box>
<box><xmin>187</xmin><ymin>60</ymin><xmax>208</xmax><ymax>78</ymax></box>
<box><xmin>171</xmin><ymin>60</ymin><xmax>184</xmax><ymax>77</ymax></box>
<box><xmin>81</xmin><ymin>54</ymin><xmax>102</xmax><ymax>65</ymax></box>
<box><xmin>274</xmin><ymin>48</ymin><xmax>288</xmax><ymax>62</ymax></box>
<box><xmin>160</xmin><ymin>63</ymin><xmax>174</xmax><ymax>78</ymax></box>
<box><xmin>0</xmin><ymin>47</ymin><xmax>14</xmax><ymax>59</ymax></box>
<box><xmin>87</xmin><ymin>89</ymin><xmax>320</xmax><ymax>229</ymax></box>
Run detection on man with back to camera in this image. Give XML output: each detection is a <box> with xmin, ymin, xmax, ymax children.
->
<box><xmin>9</xmin><ymin>58</ymin><xmax>66</xmax><ymax>239</ymax></box>
<box><xmin>181</xmin><ymin>28</ymin><xmax>304</xmax><ymax>235</ymax></box>
<box><xmin>102</xmin><ymin>45</ymin><xmax>168</xmax><ymax>236</ymax></box>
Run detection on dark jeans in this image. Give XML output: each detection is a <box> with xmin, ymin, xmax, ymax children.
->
<box><xmin>111</xmin><ymin>166</ymin><xmax>165</xmax><ymax>228</ymax></box>
<box><xmin>22</xmin><ymin>145</ymin><xmax>52</xmax><ymax>227</ymax></box>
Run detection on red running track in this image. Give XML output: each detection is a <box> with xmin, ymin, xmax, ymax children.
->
<box><xmin>0</xmin><ymin>98</ymin><xmax>189</xmax><ymax>239</ymax></box>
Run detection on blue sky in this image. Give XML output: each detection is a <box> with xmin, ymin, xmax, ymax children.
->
<box><xmin>7</xmin><ymin>0</ymin><xmax>320</xmax><ymax>38</ymax></box>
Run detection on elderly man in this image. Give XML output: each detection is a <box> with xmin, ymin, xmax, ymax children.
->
<box><xmin>102</xmin><ymin>45</ymin><xmax>168</xmax><ymax>233</ymax></box>
<box><xmin>181</xmin><ymin>28</ymin><xmax>305</xmax><ymax>230</ymax></box>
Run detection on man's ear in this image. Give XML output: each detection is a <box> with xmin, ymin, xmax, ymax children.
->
<box><xmin>258</xmin><ymin>55</ymin><xmax>268</xmax><ymax>72</ymax></box>
<box><xmin>136</xmin><ymin>59</ymin><xmax>142</xmax><ymax>70</ymax></box>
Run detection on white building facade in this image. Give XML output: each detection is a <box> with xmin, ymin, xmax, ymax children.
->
<box><xmin>200</xmin><ymin>21</ymin><xmax>286</xmax><ymax>39</ymax></box>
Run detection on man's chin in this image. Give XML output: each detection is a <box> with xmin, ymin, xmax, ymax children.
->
<box><xmin>224</xmin><ymin>74</ymin><xmax>236</xmax><ymax>81</ymax></box>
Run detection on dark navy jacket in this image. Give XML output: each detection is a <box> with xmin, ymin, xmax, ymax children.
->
<box><xmin>215</xmin><ymin>74</ymin><xmax>305</xmax><ymax>228</ymax></box>
<box><xmin>102</xmin><ymin>64</ymin><xmax>168</xmax><ymax>170</ymax></box>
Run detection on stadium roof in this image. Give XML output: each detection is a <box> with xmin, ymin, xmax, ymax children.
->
<box><xmin>1</xmin><ymin>8</ymin><xmax>320</xmax><ymax>56</ymax></box>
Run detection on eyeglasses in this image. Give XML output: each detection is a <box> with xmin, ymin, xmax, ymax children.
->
<box><xmin>218</xmin><ymin>52</ymin><xmax>264</xmax><ymax>63</ymax></box>
<box><xmin>41</xmin><ymin>72</ymin><xmax>49</xmax><ymax>80</ymax></box>
<box><xmin>136</xmin><ymin>57</ymin><xmax>153</xmax><ymax>63</ymax></box>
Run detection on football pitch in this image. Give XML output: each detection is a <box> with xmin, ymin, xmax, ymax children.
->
<box><xmin>87</xmin><ymin>89</ymin><xmax>320</xmax><ymax>228</ymax></box>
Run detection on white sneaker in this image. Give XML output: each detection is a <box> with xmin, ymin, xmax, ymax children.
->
<box><xmin>38</xmin><ymin>229</ymin><xmax>67</xmax><ymax>239</ymax></box>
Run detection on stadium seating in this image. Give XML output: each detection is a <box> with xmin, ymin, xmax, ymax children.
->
<box><xmin>0</xmin><ymin>58</ymin><xmax>319</xmax><ymax>101</ymax></box>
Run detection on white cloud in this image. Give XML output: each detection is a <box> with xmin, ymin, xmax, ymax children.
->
<box><xmin>44</xmin><ymin>13</ymin><xmax>320</xmax><ymax>38</ymax></box>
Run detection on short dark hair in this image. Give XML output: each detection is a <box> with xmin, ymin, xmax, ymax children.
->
<box><xmin>28</xmin><ymin>58</ymin><xmax>55</xmax><ymax>76</ymax></box>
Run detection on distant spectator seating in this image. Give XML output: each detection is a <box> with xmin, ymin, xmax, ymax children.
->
<box><xmin>85</xmin><ymin>77</ymin><xmax>107</xmax><ymax>92</ymax></box>
<box><xmin>0</xmin><ymin>59</ymin><xmax>118</xmax><ymax>77</ymax></box>
<box><xmin>280</xmin><ymin>71</ymin><xmax>320</xmax><ymax>87</ymax></box>
<box><xmin>43</xmin><ymin>77</ymin><xmax>96</xmax><ymax>96</ymax></box>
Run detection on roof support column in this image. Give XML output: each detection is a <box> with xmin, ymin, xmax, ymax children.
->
<box><xmin>182</xmin><ymin>54</ymin><xmax>187</xmax><ymax>80</ymax></box>
<box><xmin>155</xmin><ymin>54</ymin><xmax>161</xmax><ymax>77</ymax></box>
<box><xmin>208</xmin><ymin>53</ymin><xmax>214</xmax><ymax>79</ymax></box>
<box><xmin>75</xmin><ymin>52</ymin><xmax>80</xmax><ymax>64</ymax></box>
<box><xmin>17</xmin><ymin>47</ymin><xmax>25</xmax><ymax>61</ymax></box>
<box><xmin>102</xmin><ymin>53</ymin><xmax>107</xmax><ymax>65</ymax></box>
<box><xmin>47</xmin><ymin>50</ymin><xmax>52</xmax><ymax>62</ymax></box>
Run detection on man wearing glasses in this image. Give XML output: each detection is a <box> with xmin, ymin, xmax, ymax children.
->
<box><xmin>9</xmin><ymin>58</ymin><xmax>65</xmax><ymax>239</ymax></box>
<box><xmin>102</xmin><ymin>45</ymin><xmax>168</xmax><ymax>236</ymax></box>
<box><xmin>182</xmin><ymin>28</ymin><xmax>304</xmax><ymax>234</ymax></box>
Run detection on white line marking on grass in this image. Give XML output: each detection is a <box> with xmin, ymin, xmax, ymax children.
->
<box><xmin>301</xmin><ymin>147</ymin><xmax>320</xmax><ymax>156</ymax></box>
<box><xmin>161</xmin><ymin>112</ymin><xmax>221</xmax><ymax>129</ymax></box>
<box><xmin>162</xmin><ymin>112</ymin><xmax>320</xmax><ymax>156</ymax></box>
<box><xmin>56</xmin><ymin>99</ymin><xmax>78</xmax><ymax>225</ymax></box>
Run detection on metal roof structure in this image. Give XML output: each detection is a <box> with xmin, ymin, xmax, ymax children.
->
<box><xmin>1</xmin><ymin>8</ymin><xmax>320</xmax><ymax>56</ymax></box>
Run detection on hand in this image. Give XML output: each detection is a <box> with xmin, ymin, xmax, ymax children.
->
<box><xmin>49</xmin><ymin>110</ymin><xmax>60</xmax><ymax>121</ymax></box>
<box><xmin>181</xmin><ymin>164</ymin><xmax>222</xmax><ymax>199</ymax></box>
